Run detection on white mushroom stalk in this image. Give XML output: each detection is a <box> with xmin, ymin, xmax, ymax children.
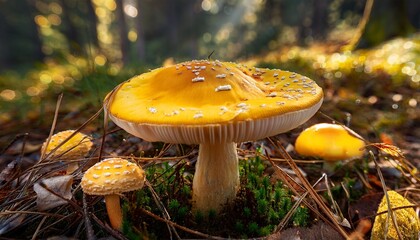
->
<box><xmin>104</xmin><ymin>60</ymin><xmax>324</xmax><ymax>214</ymax></box>
<box><xmin>193</xmin><ymin>142</ymin><xmax>239</xmax><ymax>212</ymax></box>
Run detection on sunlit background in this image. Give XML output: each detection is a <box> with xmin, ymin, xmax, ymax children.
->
<box><xmin>0</xmin><ymin>0</ymin><xmax>419</xmax><ymax>122</ymax></box>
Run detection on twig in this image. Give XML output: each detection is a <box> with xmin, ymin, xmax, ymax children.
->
<box><xmin>37</xmin><ymin>212</ymin><xmax>78</xmax><ymax>237</ymax></box>
<box><xmin>261</xmin><ymin>156</ymin><xmax>325</xmax><ymax>164</ymax></box>
<box><xmin>18</xmin><ymin>94</ymin><xmax>63</xmax><ymax>199</ymax></box>
<box><xmin>139</xmin><ymin>208</ymin><xmax>223</xmax><ymax>239</ymax></box>
<box><xmin>99</xmin><ymin>105</ymin><xmax>107</xmax><ymax>162</ymax></box>
<box><xmin>275</xmin><ymin>173</ymin><xmax>326</xmax><ymax>232</ymax></box>
<box><xmin>268</xmin><ymin>138</ymin><xmax>349</xmax><ymax>238</ymax></box>
<box><xmin>0</xmin><ymin>210</ymin><xmax>64</xmax><ymax>217</ymax></box>
<box><xmin>324</xmin><ymin>174</ymin><xmax>345</xmax><ymax>222</ymax></box>
<box><xmin>39</xmin><ymin>93</ymin><xmax>63</xmax><ymax>161</ymax></box>
<box><xmin>369</xmin><ymin>151</ymin><xmax>403</xmax><ymax>240</ymax></box>
<box><xmin>0</xmin><ymin>133</ymin><xmax>30</xmax><ymax>155</ymax></box>
<box><xmin>83</xmin><ymin>193</ymin><xmax>96</xmax><ymax>240</ymax></box>
<box><xmin>31</xmin><ymin>215</ymin><xmax>47</xmax><ymax>240</ymax></box>
<box><xmin>266</xmin><ymin>149</ymin><xmax>342</xmax><ymax>233</ymax></box>
<box><xmin>145</xmin><ymin>180</ymin><xmax>180</xmax><ymax>239</ymax></box>
<box><xmin>91</xmin><ymin>213</ymin><xmax>128</xmax><ymax>240</ymax></box>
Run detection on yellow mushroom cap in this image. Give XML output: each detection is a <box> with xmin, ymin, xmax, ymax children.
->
<box><xmin>105</xmin><ymin>60</ymin><xmax>323</xmax><ymax>144</ymax></box>
<box><xmin>41</xmin><ymin>130</ymin><xmax>93</xmax><ymax>160</ymax></box>
<box><xmin>81</xmin><ymin>158</ymin><xmax>145</xmax><ymax>195</ymax></box>
<box><xmin>295</xmin><ymin>123</ymin><xmax>365</xmax><ymax>161</ymax></box>
<box><xmin>371</xmin><ymin>191</ymin><xmax>420</xmax><ymax>240</ymax></box>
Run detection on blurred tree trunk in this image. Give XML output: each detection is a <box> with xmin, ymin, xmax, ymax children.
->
<box><xmin>312</xmin><ymin>0</ymin><xmax>328</xmax><ymax>40</ymax></box>
<box><xmin>0</xmin><ymin>0</ymin><xmax>44</xmax><ymax>69</ymax></box>
<box><xmin>26</xmin><ymin>0</ymin><xmax>44</xmax><ymax>62</ymax></box>
<box><xmin>60</xmin><ymin>0</ymin><xmax>84</xmax><ymax>56</ymax></box>
<box><xmin>135</xmin><ymin>0</ymin><xmax>145</xmax><ymax>61</ymax></box>
<box><xmin>0</xmin><ymin>11</ymin><xmax>10</xmax><ymax>69</ymax></box>
<box><xmin>166</xmin><ymin>0</ymin><xmax>178</xmax><ymax>51</ymax></box>
<box><xmin>358</xmin><ymin>0</ymin><xmax>415</xmax><ymax>48</ymax></box>
<box><xmin>116</xmin><ymin>0</ymin><xmax>129</xmax><ymax>65</ymax></box>
<box><xmin>86</xmin><ymin>0</ymin><xmax>99</xmax><ymax>52</ymax></box>
<box><xmin>186</xmin><ymin>1</ymin><xmax>198</xmax><ymax>58</ymax></box>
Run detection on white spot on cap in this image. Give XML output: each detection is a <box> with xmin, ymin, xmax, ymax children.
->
<box><xmin>215</xmin><ymin>85</ymin><xmax>232</xmax><ymax>92</ymax></box>
<box><xmin>193</xmin><ymin>113</ymin><xmax>203</xmax><ymax>119</ymax></box>
<box><xmin>192</xmin><ymin>76</ymin><xmax>205</xmax><ymax>82</ymax></box>
<box><xmin>93</xmin><ymin>174</ymin><xmax>100</xmax><ymax>179</ymax></box>
<box><xmin>104</xmin><ymin>172</ymin><xmax>111</xmax><ymax>177</ymax></box>
<box><xmin>237</xmin><ymin>103</ymin><xmax>247</xmax><ymax>108</ymax></box>
<box><xmin>114</xmin><ymin>165</ymin><xmax>122</xmax><ymax>169</ymax></box>
<box><xmin>267</xmin><ymin>92</ymin><xmax>277</xmax><ymax>97</ymax></box>
<box><xmin>273</xmin><ymin>73</ymin><xmax>279</xmax><ymax>77</ymax></box>
<box><xmin>149</xmin><ymin>107</ymin><xmax>157</xmax><ymax>113</ymax></box>
<box><xmin>216</xmin><ymin>74</ymin><xmax>226</xmax><ymax>79</ymax></box>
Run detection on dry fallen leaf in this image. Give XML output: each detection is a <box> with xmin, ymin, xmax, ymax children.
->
<box><xmin>33</xmin><ymin>175</ymin><xmax>74</xmax><ymax>211</ymax></box>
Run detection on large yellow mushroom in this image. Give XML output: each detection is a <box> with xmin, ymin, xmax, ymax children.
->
<box><xmin>104</xmin><ymin>60</ymin><xmax>323</xmax><ymax>213</ymax></box>
<box><xmin>81</xmin><ymin>158</ymin><xmax>145</xmax><ymax>230</ymax></box>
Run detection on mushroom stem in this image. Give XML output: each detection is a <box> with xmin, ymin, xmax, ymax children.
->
<box><xmin>192</xmin><ymin>142</ymin><xmax>239</xmax><ymax>213</ymax></box>
<box><xmin>104</xmin><ymin>194</ymin><xmax>122</xmax><ymax>230</ymax></box>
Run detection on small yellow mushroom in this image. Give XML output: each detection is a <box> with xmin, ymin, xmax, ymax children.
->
<box><xmin>41</xmin><ymin>130</ymin><xmax>93</xmax><ymax>174</ymax></box>
<box><xmin>81</xmin><ymin>158</ymin><xmax>145</xmax><ymax>230</ymax></box>
<box><xmin>295</xmin><ymin>123</ymin><xmax>365</xmax><ymax>171</ymax></box>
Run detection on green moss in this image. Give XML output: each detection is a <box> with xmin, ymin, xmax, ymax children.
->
<box><xmin>122</xmin><ymin>152</ymin><xmax>309</xmax><ymax>238</ymax></box>
<box><xmin>292</xmin><ymin>205</ymin><xmax>309</xmax><ymax>227</ymax></box>
<box><xmin>247</xmin><ymin>222</ymin><xmax>259</xmax><ymax>235</ymax></box>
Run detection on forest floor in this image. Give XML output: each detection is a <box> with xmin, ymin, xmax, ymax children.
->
<box><xmin>0</xmin><ymin>35</ymin><xmax>419</xmax><ymax>239</ymax></box>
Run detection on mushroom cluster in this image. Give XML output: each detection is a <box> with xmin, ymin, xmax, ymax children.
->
<box><xmin>104</xmin><ymin>60</ymin><xmax>323</xmax><ymax>213</ymax></box>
